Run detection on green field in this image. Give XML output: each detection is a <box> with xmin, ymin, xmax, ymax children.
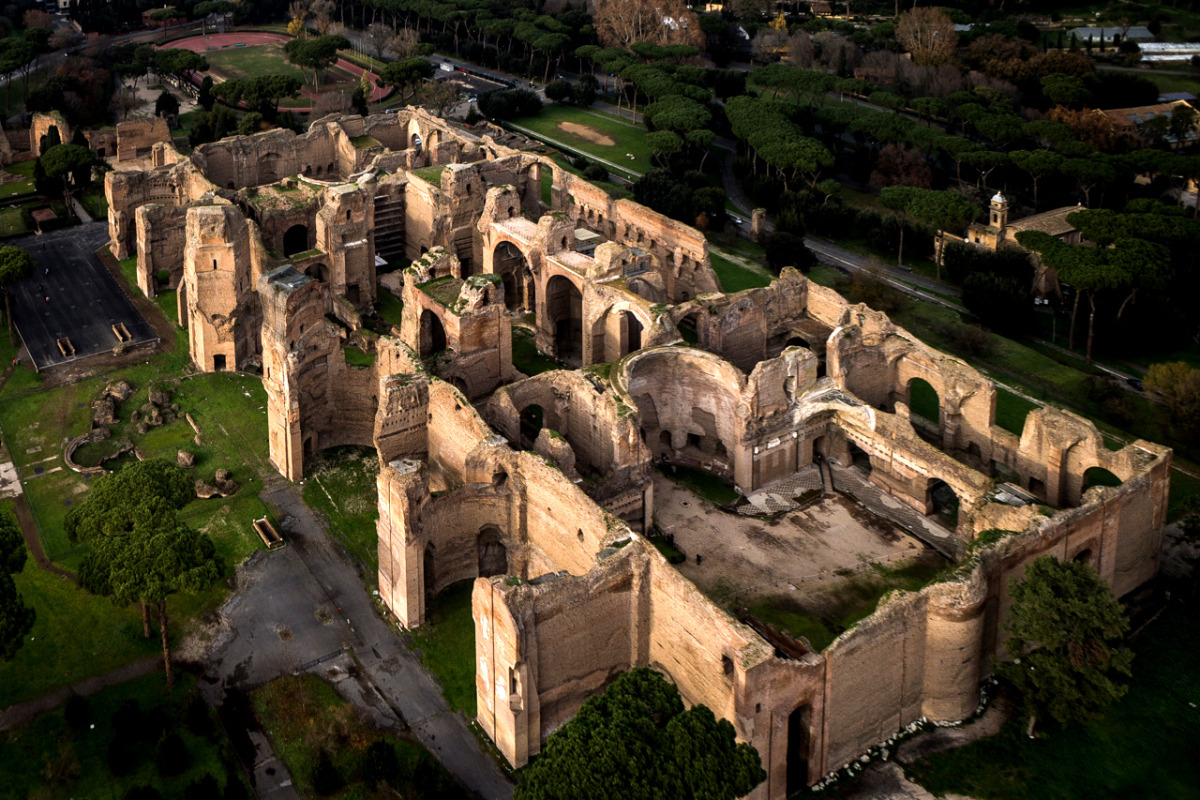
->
<box><xmin>906</xmin><ymin>599</ymin><xmax>1200</xmax><ymax>800</ymax></box>
<box><xmin>510</xmin><ymin>105</ymin><xmax>653</xmax><ymax>177</ymax></box>
<box><xmin>0</xmin><ymin>671</ymin><xmax>246</xmax><ymax>800</ymax></box>
<box><xmin>709</xmin><ymin>251</ymin><xmax>773</xmax><ymax>294</ymax></box>
<box><xmin>301</xmin><ymin>446</ymin><xmax>381</xmax><ymax>577</ymax></box>
<box><xmin>202</xmin><ymin>44</ymin><xmax>306</xmax><ymax>83</ymax></box>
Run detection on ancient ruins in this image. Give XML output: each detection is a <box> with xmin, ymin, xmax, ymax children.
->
<box><xmin>108</xmin><ymin>109</ymin><xmax>1170</xmax><ymax>799</ymax></box>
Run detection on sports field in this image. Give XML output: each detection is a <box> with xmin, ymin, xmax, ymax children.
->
<box><xmin>511</xmin><ymin>104</ymin><xmax>653</xmax><ymax>176</ymax></box>
<box><xmin>202</xmin><ymin>44</ymin><xmax>306</xmax><ymax>83</ymax></box>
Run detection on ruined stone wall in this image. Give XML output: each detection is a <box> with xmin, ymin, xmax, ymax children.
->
<box><xmin>135</xmin><ymin>203</ymin><xmax>189</xmax><ymax>299</ymax></box>
<box><xmin>191</xmin><ymin>124</ymin><xmax>344</xmax><ymax>188</ymax></box>
<box><xmin>107</xmin><ymin>157</ymin><xmax>217</xmax><ymax>259</ymax></box>
<box><xmin>29</xmin><ymin>112</ymin><xmax>69</xmax><ymax>155</ymax></box>
<box><xmin>183</xmin><ymin>205</ymin><xmax>264</xmax><ymax>373</ymax></box>
<box><xmin>316</xmin><ymin>183</ymin><xmax>377</xmax><ymax>310</ymax></box>
<box><xmin>115</xmin><ymin>118</ymin><xmax>171</xmax><ymax>162</ymax></box>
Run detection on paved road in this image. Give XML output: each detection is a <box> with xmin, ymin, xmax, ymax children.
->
<box><xmin>203</xmin><ymin>478</ymin><xmax>512</xmax><ymax>800</ymax></box>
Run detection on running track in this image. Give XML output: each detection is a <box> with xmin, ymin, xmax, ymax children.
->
<box><xmin>159</xmin><ymin>32</ymin><xmax>390</xmax><ymax>108</ymax></box>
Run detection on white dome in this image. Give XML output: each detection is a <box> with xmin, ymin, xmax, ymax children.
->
<box><xmin>991</xmin><ymin>192</ymin><xmax>1006</xmax><ymax>204</ymax></box>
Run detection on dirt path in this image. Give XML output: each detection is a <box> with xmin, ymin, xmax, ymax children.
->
<box><xmin>558</xmin><ymin>120</ymin><xmax>615</xmax><ymax>146</ymax></box>
<box><xmin>13</xmin><ymin>494</ymin><xmax>77</xmax><ymax>584</ymax></box>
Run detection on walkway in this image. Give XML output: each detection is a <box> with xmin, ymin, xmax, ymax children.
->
<box><xmin>0</xmin><ymin>657</ymin><xmax>160</xmax><ymax>733</ymax></box>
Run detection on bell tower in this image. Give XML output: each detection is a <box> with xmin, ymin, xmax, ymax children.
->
<box><xmin>989</xmin><ymin>192</ymin><xmax>1009</xmax><ymax>230</ymax></box>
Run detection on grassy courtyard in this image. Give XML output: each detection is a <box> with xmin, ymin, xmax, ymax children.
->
<box><xmin>201</xmin><ymin>43</ymin><xmax>356</xmax><ymax>95</ymax></box>
<box><xmin>301</xmin><ymin>446</ymin><xmax>381</xmax><ymax>577</ymax></box>
<box><xmin>410</xmin><ymin>581</ymin><xmax>477</xmax><ymax>716</ymax></box>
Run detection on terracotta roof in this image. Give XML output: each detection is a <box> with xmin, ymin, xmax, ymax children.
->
<box><xmin>1006</xmin><ymin>205</ymin><xmax>1081</xmax><ymax>237</ymax></box>
<box><xmin>1102</xmin><ymin>100</ymin><xmax>1197</xmax><ymax>133</ymax></box>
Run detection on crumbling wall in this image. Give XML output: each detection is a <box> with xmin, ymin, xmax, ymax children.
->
<box><xmin>107</xmin><ymin>155</ymin><xmax>217</xmax><ymax>259</ymax></box>
<box><xmin>115</xmin><ymin>117</ymin><xmax>171</xmax><ymax>162</ymax></box>
<box><xmin>135</xmin><ymin>203</ymin><xmax>189</xmax><ymax>299</ymax></box>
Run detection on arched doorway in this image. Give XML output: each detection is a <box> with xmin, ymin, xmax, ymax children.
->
<box><xmin>907</xmin><ymin>377</ymin><xmax>940</xmax><ymax>427</ymax></box>
<box><xmin>477</xmin><ymin>526</ymin><xmax>508</xmax><ymax>577</ymax></box>
<box><xmin>1084</xmin><ymin>466</ymin><xmax>1123</xmax><ymax>490</ymax></box>
<box><xmin>591</xmin><ymin>309</ymin><xmax>645</xmax><ymax>363</ymax></box>
<box><xmin>519</xmin><ymin>404</ymin><xmax>544</xmax><ymax>449</ymax></box>
<box><xmin>546</xmin><ymin>275</ymin><xmax>583</xmax><ymax>366</ymax></box>
<box><xmin>283</xmin><ymin>224</ymin><xmax>309</xmax><ymax>257</ymax></box>
<box><xmin>677</xmin><ymin>313</ymin><xmax>701</xmax><ymax>345</ymax></box>
<box><xmin>787</xmin><ymin>704</ymin><xmax>812</xmax><ymax>796</ymax></box>
<box><xmin>928</xmin><ymin>479</ymin><xmax>959</xmax><ymax>527</ymax></box>
<box><xmin>419</xmin><ymin>309</ymin><xmax>447</xmax><ymax>357</ymax></box>
<box><xmin>423</xmin><ymin>542</ymin><xmax>436</xmax><ymax>601</ymax></box>
<box><xmin>493</xmin><ymin>242</ymin><xmax>532</xmax><ymax>312</ymax></box>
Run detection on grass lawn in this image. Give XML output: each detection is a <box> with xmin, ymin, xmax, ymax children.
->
<box><xmin>79</xmin><ymin>190</ymin><xmax>109</xmax><ymax>221</ymax></box>
<box><xmin>343</xmin><ymin>346</ymin><xmax>377</xmax><ymax>368</ymax></box>
<box><xmin>511</xmin><ymin>104</ymin><xmax>653</xmax><ymax>177</ymax></box>
<box><xmin>709</xmin><ymin>252</ymin><xmax>773</xmax><ymax>294</ymax></box>
<box><xmin>0</xmin><ymin>335</ymin><xmax>273</xmax><ymax>704</ymax></box>
<box><xmin>301</xmin><ymin>446</ymin><xmax>381</xmax><ymax>577</ymax></box>
<box><xmin>746</xmin><ymin>557</ymin><xmax>947</xmax><ymax>652</ymax></box>
<box><xmin>906</xmin><ymin>598</ymin><xmax>1200</xmax><ymax>800</ymax></box>
<box><xmin>0</xmin><ymin>671</ymin><xmax>246</xmax><ymax>800</ymax></box>
<box><xmin>410</xmin><ymin>580</ymin><xmax>477</xmax><ymax>716</ymax></box>
<box><xmin>995</xmin><ymin>388</ymin><xmax>1037</xmax><ymax>436</ymax></box>
<box><xmin>202</xmin><ymin>43</ymin><xmax>305</xmax><ymax>83</ymax></box>
<box><xmin>0</xmin><ymin>206</ymin><xmax>29</xmax><ymax>237</ymax></box>
<box><xmin>252</xmin><ymin>674</ymin><xmax>462</xmax><ymax>800</ymax></box>
<box><xmin>659</xmin><ymin>463</ymin><xmax>741</xmax><ymax>507</ymax></box>
<box><xmin>376</xmin><ymin>286</ymin><xmax>404</xmax><ymax>327</ymax></box>
<box><xmin>511</xmin><ymin>327</ymin><xmax>562</xmax><ymax>377</ymax></box>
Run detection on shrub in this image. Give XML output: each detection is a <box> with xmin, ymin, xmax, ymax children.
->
<box><xmin>477</xmin><ymin>88</ymin><xmax>542</xmax><ymax>120</ymax></box>
<box><xmin>582</xmin><ymin>163</ymin><xmax>608</xmax><ymax>181</ymax></box>
<box><xmin>124</xmin><ymin>787</ymin><xmax>162</xmax><ymax>800</ymax></box>
<box><xmin>184</xmin><ymin>692</ymin><xmax>214</xmax><ymax>737</ymax></box>
<box><xmin>311</xmin><ymin>749</ymin><xmax>344</xmax><ymax>796</ymax></box>
<box><xmin>544</xmin><ymin>78</ymin><xmax>572</xmax><ymax>103</ymax></box>
<box><xmin>64</xmin><ymin>693</ymin><xmax>90</xmax><ymax>734</ymax></box>
<box><xmin>155</xmin><ymin>731</ymin><xmax>190</xmax><ymax>777</ymax></box>
<box><xmin>764</xmin><ymin>231</ymin><xmax>812</xmax><ymax>274</ymax></box>
<box><xmin>362</xmin><ymin>740</ymin><xmax>400</xmax><ymax>789</ymax></box>
<box><xmin>107</xmin><ymin>738</ymin><xmax>139</xmax><ymax>777</ymax></box>
<box><xmin>185</xmin><ymin>774</ymin><xmax>221</xmax><ymax>800</ymax></box>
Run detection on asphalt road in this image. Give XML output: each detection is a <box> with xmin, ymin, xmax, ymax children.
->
<box><xmin>203</xmin><ymin>479</ymin><xmax>513</xmax><ymax>800</ymax></box>
<box><xmin>9</xmin><ymin>222</ymin><xmax>157</xmax><ymax>370</ymax></box>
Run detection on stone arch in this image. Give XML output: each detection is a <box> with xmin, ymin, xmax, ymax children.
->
<box><xmin>546</xmin><ymin>274</ymin><xmax>583</xmax><ymax>366</ymax></box>
<box><xmin>627</xmin><ymin>277</ymin><xmax>662</xmax><ymax>303</ymax></box>
<box><xmin>519</xmin><ymin>404</ymin><xmax>544</xmax><ymax>449</ymax></box>
<box><xmin>927</xmin><ymin>478</ymin><xmax>959</xmax><ymax>526</ymax></box>
<box><xmin>907</xmin><ymin>377</ymin><xmax>940</xmax><ymax>430</ymax></box>
<box><xmin>590</xmin><ymin>305</ymin><xmax>648</xmax><ymax>363</ymax></box>
<box><xmin>477</xmin><ymin>525</ymin><xmax>508</xmax><ymax>577</ymax></box>
<box><xmin>493</xmin><ymin>240</ymin><xmax>535</xmax><ymax>312</ymax></box>
<box><xmin>1084</xmin><ymin>466</ymin><xmax>1123</xmax><ymax>491</ymax></box>
<box><xmin>427</xmin><ymin>129</ymin><xmax>441</xmax><ymax>159</ymax></box>
<box><xmin>419</xmin><ymin>309</ymin><xmax>447</xmax><ymax>357</ymax></box>
<box><xmin>676</xmin><ymin>311</ymin><xmax>707</xmax><ymax>346</ymax></box>
<box><xmin>283</xmin><ymin>224</ymin><xmax>310</xmax><ymax>257</ymax></box>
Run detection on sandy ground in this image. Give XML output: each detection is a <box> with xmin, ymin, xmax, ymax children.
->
<box><xmin>558</xmin><ymin>120</ymin><xmax>615</xmax><ymax>146</ymax></box>
<box><xmin>655</xmin><ymin>475</ymin><xmax>933</xmax><ymax>611</ymax></box>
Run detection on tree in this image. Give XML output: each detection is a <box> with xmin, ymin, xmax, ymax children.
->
<box><xmin>155</xmin><ymin>90</ymin><xmax>180</xmax><ymax>118</ymax></box>
<box><xmin>365</xmin><ymin>22</ymin><xmax>393</xmax><ymax>60</ymax></box>
<box><xmin>1144</xmin><ymin>362</ymin><xmax>1200</xmax><ymax>445</ymax></box>
<box><xmin>544</xmin><ymin>78</ymin><xmax>572</xmax><ymax>103</ymax></box>
<box><xmin>40</xmin><ymin>144</ymin><xmax>104</xmax><ymax>215</ymax></box>
<box><xmin>377</xmin><ymin>57</ymin><xmax>434</xmax><ymax>102</ymax></box>
<box><xmin>311</xmin><ymin>749</ymin><xmax>343</xmax><ymax>795</ymax></box>
<box><xmin>594</xmin><ymin>0</ymin><xmax>703</xmax><ymax>50</ymax></box>
<box><xmin>109</xmin><ymin>88</ymin><xmax>141</xmax><ymax>120</ymax></box>
<box><xmin>362</xmin><ymin>740</ymin><xmax>399</xmax><ymax>789</ymax></box>
<box><xmin>1009</xmin><ymin>149</ymin><xmax>1062</xmax><ymax>209</ymax></box>
<box><xmin>515</xmin><ymin>668</ymin><xmax>765</xmax><ymax>800</ymax></box>
<box><xmin>0</xmin><ymin>246</ymin><xmax>34</xmax><ymax>343</ymax></box>
<box><xmin>0</xmin><ymin>512</ymin><xmax>34</xmax><ymax>662</ymax></box>
<box><xmin>881</xmin><ymin>186</ymin><xmax>978</xmax><ymax>279</ymax></box>
<box><xmin>283</xmin><ymin>34</ymin><xmax>349</xmax><ymax>92</ymax></box>
<box><xmin>153</xmin><ymin>50</ymin><xmax>209</xmax><ymax>82</ymax></box>
<box><xmin>996</xmin><ymin>556</ymin><xmax>1132</xmax><ymax>734</ymax></box>
<box><xmin>765</xmin><ymin>231</ymin><xmax>812</xmax><ymax>274</ymax></box>
<box><xmin>69</xmin><ymin>459</ymin><xmax>222</xmax><ymax>686</ymax></box>
<box><xmin>896</xmin><ymin>7</ymin><xmax>956</xmax><ymax>66</ymax></box>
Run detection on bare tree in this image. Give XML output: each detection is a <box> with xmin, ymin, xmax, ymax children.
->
<box><xmin>897</xmin><ymin>7</ymin><xmax>957</xmax><ymax>66</ymax></box>
<box><xmin>594</xmin><ymin>0</ymin><xmax>703</xmax><ymax>50</ymax></box>
<box><xmin>22</xmin><ymin>9</ymin><xmax>53</xmax><ymax>29</ymax></box>
<box><xmin>49</xmin><ymin>27</ymin><xmax>78</xmax><ymax>52</ymax></box>
<box><xmin>391</xmin><ymin>28</ymin><xmax>420</xmax><ymax>60</ymax></box>
<box><xmin>366</xmin><ymin>22</ymin><xmax>392</xmax><ymax>60</ymax></box>
<box><xmin>815</xmin><ymin>32</ymin><xmax>860</xmax><ymax>76</ymax></box>
<box><xmin>312</xmin><ymin>90</ymin><xmax>352</xmax><ymax>117</ymax></box>
<box><xmin>752</xmin><ymin>28</ymin><xmax>787</xmax><ymax>64</ymax></box>
<box><xmin>109</xmin><ymin>88</ymin><xmax>141</xmax><ymax>121</ymax></box>
<box><xmin>787</xmin><ymin>31</ymin><xmax>814</xmax><ymax>67</ymax></box>
<box><xmin>308</xmin><ymin>0</ymin><xmax>335</xmax><ymax>35</ymax></box>
<box><xmin>416</xmin><ymin>80</ymin><xmax>461</xmax><ymax>117</ymax></box>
